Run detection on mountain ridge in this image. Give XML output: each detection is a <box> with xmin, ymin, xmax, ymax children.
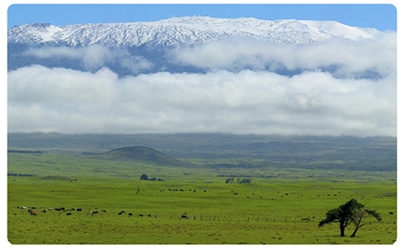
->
<box><xmin>7</xmin><ymin>16</ymin><xmax>386</xmax><ymax>77</ymax></box>
<box><xmin>8</xmin><ymin>16</ymin><xmax>381</xmax><ymax>47</ymax></box>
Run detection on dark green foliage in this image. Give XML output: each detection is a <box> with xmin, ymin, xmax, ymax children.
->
<box><xmin>319</xmin><ymin>199</ymin><xmax>382</xmax><ymax>237</ymax></box>
<box><xmin>140</xmin><ymin>173</ymin><xmax>149</xmax><ymax>180</ymax></box>
<box><xmin>225</xmin><ymin>177</ymin><xmax>251</xmax><ymax>184</ymax></box>
<box><xmin>140</xmin><ymin>173</ymin><xmax>164</xmax><ymax>181</ymax></box>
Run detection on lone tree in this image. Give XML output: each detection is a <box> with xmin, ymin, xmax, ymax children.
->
<box><xmin>318</xmin><ymin>198</ymin><xmax>381</xmax><ymax>237</ymax></box>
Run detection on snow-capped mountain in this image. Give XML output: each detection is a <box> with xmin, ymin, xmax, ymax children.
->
<box><xmin>8</xmin><ymin>16</ymin><xmax>380</xmax><ymax>46</ymax></box>
<box><xmin>8</xmin><ymin>16</ymin><xmax>384</xmax><ymax>77</ymax></box>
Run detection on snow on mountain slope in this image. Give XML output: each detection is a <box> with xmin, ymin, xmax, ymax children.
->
<box><xmin>8</xmin><ymin>16</ymin><xmax>381</xmax><ymax>46</ymax></box>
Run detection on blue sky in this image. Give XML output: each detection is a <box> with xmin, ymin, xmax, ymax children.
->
<box><xmin>7</xmin><ymin>4</ymin><xmax>397</xmax><ymax>31</ymax></box>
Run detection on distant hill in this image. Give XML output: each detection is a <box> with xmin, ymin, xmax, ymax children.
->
<box><xmin>98</xmin><ymin>146</ymin><xmax>188</xmax><ymax>167</ymax></box>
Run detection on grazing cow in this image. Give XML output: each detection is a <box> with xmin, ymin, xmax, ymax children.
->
<box><xmin>28</xmin><ymin>209</ymin><xmax>37</xmax><ymax>216</ymax></box>
<box><xmin>139</xmin><ymin>214</ymin><xmax>143</xmax><ymax>217</ymax></box>
<box><xmin>128</xmin><ymin>213</ymin><xmax>133</xmax><ymax>217</ymax></box>
<box><xmin>76</xmin><ymin>208</ymin><xmax>82</xmax><ymax>212</ymax></box>
<box><xmin>181</xmin><ymin>212</ymin><xmax>188</xmax><ymax>219</ymax></box>
<box><xmin>89</xmin><ymin>210</ymin><xmax>98</xmax><ymax>216</ymax></box>
<box><xmin>41</xmin><ymin>210</ymin><xmax>46</xmax><ymax>213</ymax></box>
<box><xmin>66</xmin><ymin>212</ymin><xmax>72</xmax><ymax>216</ymax></box>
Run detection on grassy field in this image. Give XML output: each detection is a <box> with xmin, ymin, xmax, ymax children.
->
<box><xmin>7</xmin><ymin>151</ymin><xmax>396</xmax><ymax>244</ymax></box>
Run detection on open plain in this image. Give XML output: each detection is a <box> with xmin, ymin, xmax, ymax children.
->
<box><xmin>7</xmin><ymin>133</ymin><xmax>397</xmax><ymax>244</ymax></box>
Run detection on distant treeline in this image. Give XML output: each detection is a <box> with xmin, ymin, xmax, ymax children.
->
<box><xmin>225</xmin><ymin>177</ymin><xmax>252</xmax><ymax>184</ymax></box>
<box><xmin>8</xmin><ymin>149</ymin><xmax>43</xmax><ymax>154</ymax></box>
<box><xmin>140</xmin><ymin>173</ymin><xmax>165</xmax><ymax>182</ymax></box>
<box><xmin>8</xmin><ymin>173</ymin><xmax>36</xmax><ymax>177</ymax></box>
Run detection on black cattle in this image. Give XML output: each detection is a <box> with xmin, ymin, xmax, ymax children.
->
<box><xmin>128</xmin><ymin>213</ymin><xmax>133</xmax><ymax>217</ymax></box>
<box><xmin>66</xmin><ymin>212</ymin><xmax>72</xmax><ymax>216</ymax></box>
<box><xmin>76</xmin><ymin>208</ymin><xmax>82</xmax><ymax>212</ymax></box>
<box><xmin>180</xmin><ymin>214</ymin><xmax>188</xmax><ymax>219</ymax></box>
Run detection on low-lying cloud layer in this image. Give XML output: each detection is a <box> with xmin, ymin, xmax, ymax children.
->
<box><xmin>8</xmin><ymin>32</ymin><xmax>396</xmax><ymax>136</ymax></box>
<box><xmin>24</xmin><ymin>45</ymin><xmax>153</xmax><ymax>73</ymax></box>
<box><xmin>172</xmin><ymin>33</ymin><xmax>396</xmax><ymax>78</ymax></box>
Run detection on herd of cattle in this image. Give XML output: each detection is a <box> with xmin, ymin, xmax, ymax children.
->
<box><xmin>16</xmin><ymin>205</ymin><xmax>162</xmax><ymax>218</ymax></box>
<box><xmin>16</xmin><ymin>205</ymin><xmax>318</xmax><ymax>223</ymax></box>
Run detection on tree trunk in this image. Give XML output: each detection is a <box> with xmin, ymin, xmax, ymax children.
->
<box><xmin>350</xmin><ymin>223</ymin><xmax>365</xmax><ymax>237</ymax></box>
<box><xmin>340</xmin><ymin>223</ymin><xmax>346</xmax><ymax>237</ymax></box>
<box><xmin>350</xmin><ymin>227</ymin><xmax>359</xmax><ymax>237</ymax></box>
<box><xmin>350</xmin><ymin>213</ymin><xmax>364</xmax><ymax>238</ymax></box>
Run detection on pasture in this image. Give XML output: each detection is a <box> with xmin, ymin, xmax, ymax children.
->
<box><xmin>7</xmin><ymin>151</ymin><xmax>396</xmax><ymax>244</ymax></box>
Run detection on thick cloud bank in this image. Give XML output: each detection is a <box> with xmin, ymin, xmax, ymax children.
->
<box><xmin>8</xmin><ymin>32</ymin><xmax>396</xmax><ymax>136</ymax></box>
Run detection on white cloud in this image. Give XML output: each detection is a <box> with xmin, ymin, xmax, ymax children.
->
<box><xmin>171</xmin><ymin>32</ymin><xmax>396</xmax><ymax>79</ymax></box>
<box><xmin>8</xmin><ymin>31</ymin><xmax>396</xmax><ymax>136</ymax></box>
<box><xmin>24</xmin><ymin>45</ymin><xmax>153</xmax><ymax>73</ymax></box>
<box><xmin>8</xmin><ymin>65</ymin><xmax>396</xmax><ymax>136</ymax></box>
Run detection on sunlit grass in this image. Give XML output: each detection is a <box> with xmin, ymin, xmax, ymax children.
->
<box><xmin>7</xmin><ymin>152</ymin><xmax>396</xmax><ymax>244</ymax></box>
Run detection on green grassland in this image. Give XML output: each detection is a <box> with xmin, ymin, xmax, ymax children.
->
<box><xmin>7</xmin><ymin>148</ymin><xmax>396</xmax><ymax>244</ymax></box>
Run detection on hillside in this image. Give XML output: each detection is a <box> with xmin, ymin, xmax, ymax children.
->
<box><xmin>97</xmin><ymin>146</ymin><xmax>189</xmax><ymax>167</ymax></box>
<box><xmin>8</xmin><ymin>133</ymin><xmax>397</xmax><ymax>171</ymax></box>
